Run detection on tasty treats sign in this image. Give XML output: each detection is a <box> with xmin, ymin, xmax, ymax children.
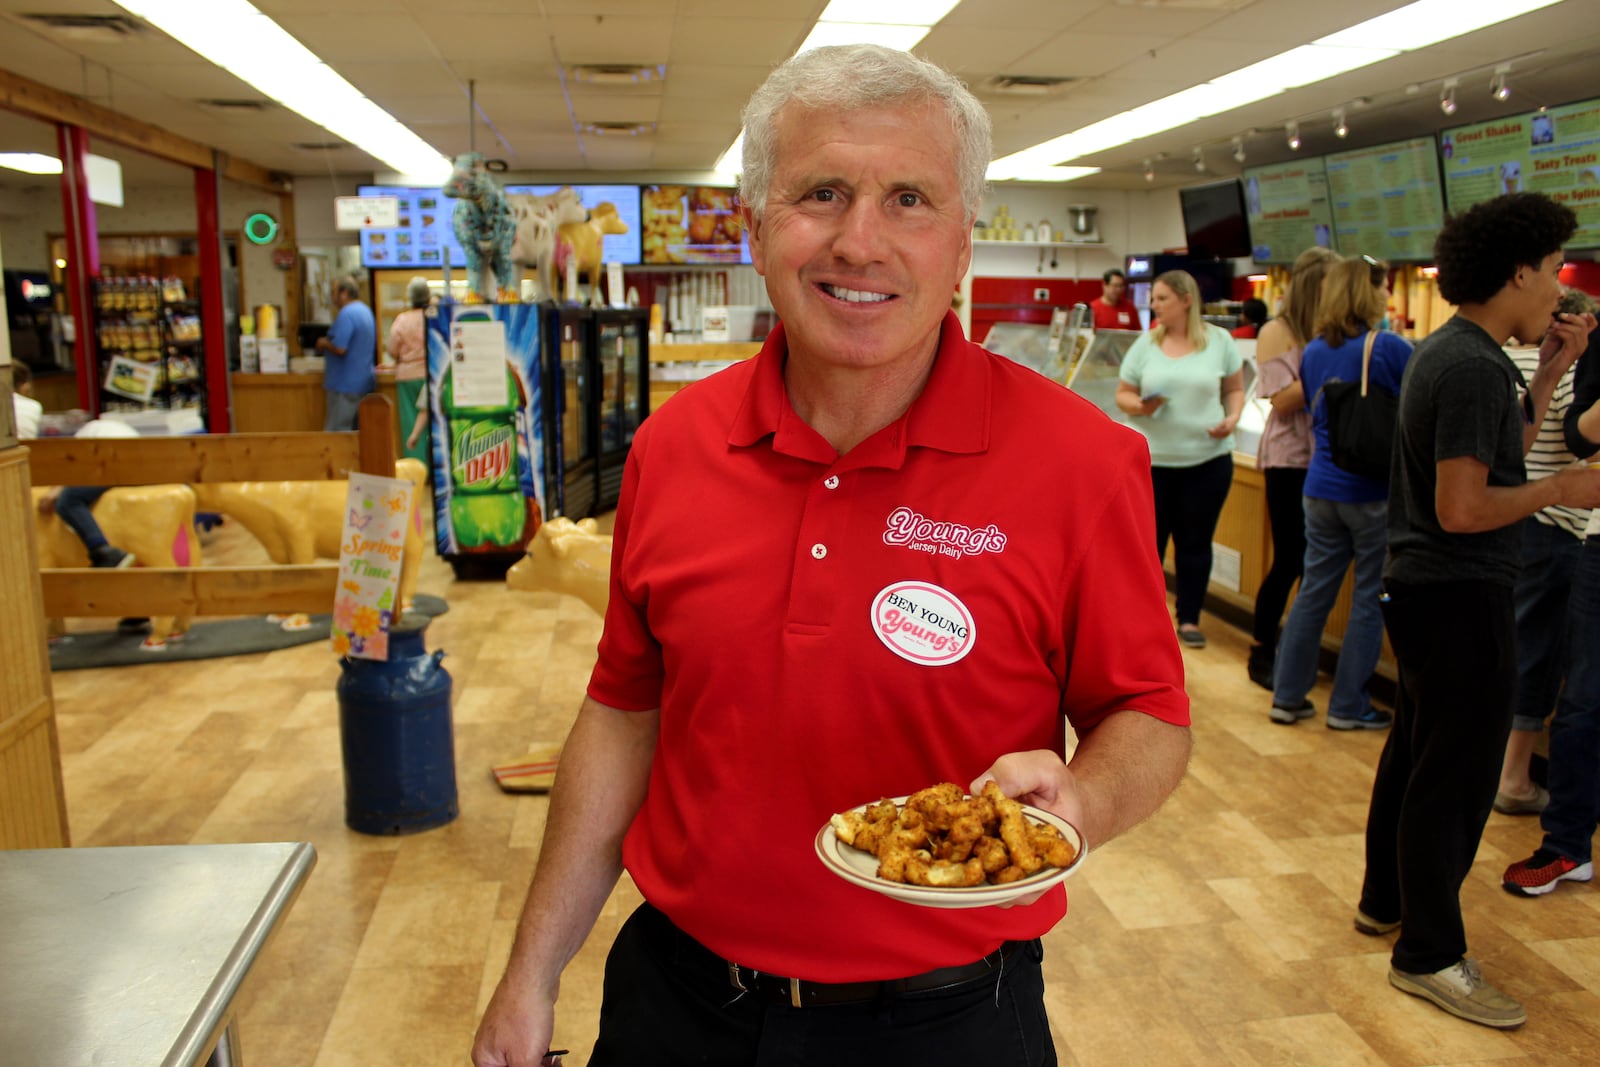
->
<box><xmin>332</xmin><ymin>472</ymin><xmax>414</xmax><ymax>660</ymax></box>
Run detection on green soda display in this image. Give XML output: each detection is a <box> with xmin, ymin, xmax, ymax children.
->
<box><xmin>442</xmin><ymin>361</ymin><xmax>526</xmax><ymax>548</ymax></box>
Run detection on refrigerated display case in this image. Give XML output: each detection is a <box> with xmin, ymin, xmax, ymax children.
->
<box><xmin>371</xmin><ymin>269</ymin><xmax>472</xmax><ymax>363</ymax></box>
<box><xmin>591</xmin><ymin>307</ymin><xmax>650</xmax><ymax>513</ymax></box>
<box><xmin>539</xmin><ymin>304</ymin><xmax>597</xmax><ymax>519</ymax></box>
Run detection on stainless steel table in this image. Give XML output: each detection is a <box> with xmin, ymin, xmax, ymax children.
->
<box><xmin>0</xmin><ymin>842</ymin><xmax>317</xmax><ymax>1066</ymax></box>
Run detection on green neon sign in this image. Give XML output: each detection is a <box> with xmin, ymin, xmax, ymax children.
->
<box><xmin>244</xmin><ymin>212</ymin><xmax>279</xmax><ymax>245</ymax></box>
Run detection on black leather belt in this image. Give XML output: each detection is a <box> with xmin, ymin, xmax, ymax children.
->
<box><xmin>725</xmin><ymin>939</ymin><xmax>1025</xmax><ymax>1008</ymax></box>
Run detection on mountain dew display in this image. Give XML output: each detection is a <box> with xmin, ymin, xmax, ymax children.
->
<box><xmin>424</xmin><ymin>304</ymin><xmax>546</xmax><ymax>558</ymax></box>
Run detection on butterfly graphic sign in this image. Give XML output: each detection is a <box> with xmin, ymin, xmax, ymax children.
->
<box><xmin>332</xmin><ymin>471</ymin><xmax>414</xmax><ymax>661</ymax></box>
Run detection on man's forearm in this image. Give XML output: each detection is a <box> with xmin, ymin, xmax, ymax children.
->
<box><xmin>1438</xmin><ymin>477</ymin><xmax>1562</xmax><ymax>534</ymax></box>
<box><xmin>500</xmin><ymin>698</ymin><xmax>658</xmax><ymax>995</ymax></box>
<box><xmin>1066</xmin><ymin>710</ymin><xmax>1190</xmax><ymax>849</ymax></box>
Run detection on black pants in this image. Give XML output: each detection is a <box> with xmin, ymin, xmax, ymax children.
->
<box><xmin>589</xmin><ymin>903</ymin><xmax>1056</xmax><ymax>1067</ymax></box>
<box><xmin>1151</xmin><ymin>454</ymin><xmax>1234</xmax><ymax>626</ymax></box>
<box><xmin>1252</xmin><ymin>466</ymin><xmax>1307</xmax><ymax>648</ymax></box>
<box><xmin>1360</xmin><ymin>579</ymin><xmax>1516</xmax><ymax>974</ymax></box>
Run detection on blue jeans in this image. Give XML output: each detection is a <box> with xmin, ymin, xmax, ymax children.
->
<box><xmin>55</xmin><ymin>486</ymin><xmax>111</xmax><ymax>550</ymax></box>
<box><xmin>1512</xmin><ymin>517</ymin><xmax>1583</xmax><ymax>732</ymax></box>
<box><xmin>1272</xmin><ymin>495</ymin><xmax>1388</xmax><ymax>720</ymax></box>
<box><xmin>1541</xmin><ymin>535</ymin><xmax>1600</xmax><ymax>863</ymax></box>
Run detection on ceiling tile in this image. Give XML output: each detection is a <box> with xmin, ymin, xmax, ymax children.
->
<box><xmin>667</xmin><ymin>17</ymin><xmax>808</xmax><ymax>68</ymax></box>
<box><xmin>660</xmin><ymin>64</ymin><xmax>772</xmax><ymax>101</ymax></box>
<box><xmin>569</xmin><ymin>95</ymin><xmax>664</xmax><ymax>124</ymax></box>
<box><xmin>543</xmin><ymin>14</ymin><xmax>676</xmax><ymax>66</ymax></box>
<box><xmin>916</xmin><ymin>26</ymin><xmax>1066</xmax><ymax>76</ymax></box>
<box><xmin>941</xmin><ymin>0</ymin><xmax>1100</xmax><ymax>31</ymax></box>
<box><xmin>276</xmin><ymin>16</ymin><xmax>439</xmax><ymax>63</ymax></box>
<box><xmin>410</xmin><ymin>13</ymin><xmax>557</xmax><ymax>61</ymax></box>
<box><xmin>679</xmin><ymin>0</ymin><xmax>822</xmax><ymax>16</ymax></box>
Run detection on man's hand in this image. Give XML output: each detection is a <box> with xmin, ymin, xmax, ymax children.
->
<box><xmin>1538</xmin><ymin>311</ymin><xmax>1597</xmax><ymax>373</ymax></box>
<box><xmin>1552</xmin><ymin>463</ymin><xmax>1600</xmax><ymax>510</ymax></box>
<box><xmin>471</xmin><ymin>975</ymin><xmax>562</xmax><ymax>1067</ymax></box>
<box><xmin>314</xmin><ymin>335</ymin><xmax>332</xmax><ymax>354</ymax></box>
<box><xmin>36</xmin><ymin>487</ymin><xmax>61</xmax><ymax>517</ymax></box>
<box><xmin>970</xmin><ymin>751</ymin><xmax>1083</xmax><ymax>834</ymax></box>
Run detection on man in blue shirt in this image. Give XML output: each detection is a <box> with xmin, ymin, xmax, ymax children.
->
<box><xmin>315</xmin><ymin>276</ymin><xmax>376</xmax><ymax>430</ymax></box>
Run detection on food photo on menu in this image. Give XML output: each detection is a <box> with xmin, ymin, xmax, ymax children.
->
<box><xmin>642</xmin><ymin>184</ymin><xmax>747</xmax><ymax>263</ymax></box>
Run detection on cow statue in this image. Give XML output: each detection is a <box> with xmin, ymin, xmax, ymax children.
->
<box><xmin>508</xmin><ymin>187</ymin><xmax>587</xmax><ymax>302</ymax></box>
<box><xmin>34</xmin><ymin>484</ymin><xmax>201</xmax><ymax>651</ymax></box>
<box><xmin>506</xmin><ymin>515</ymin><xmax>611</xmax><ymax>616</ymax></box>
<box><xmin>190</xmin><ymin>458</ymin><xmax>430</xmax><ymax>630</ymax></box>
<box><xmin>557</xmin><ymin>202</ymin><xmax>630</xmax><ymax>307</ymax></box>
<box><xmin>443</xmin><ymin>152</ymin><xmax>517</xmax><ymax>303</ymax></box>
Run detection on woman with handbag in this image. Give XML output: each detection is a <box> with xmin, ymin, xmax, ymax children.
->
<box><xmin>1246</xmin><ymin>246</ymin><xmax>1339</xmax><ymax>689</ymax></box>
<box><xmin>1116</xmin><ymin>270</ymin><xmax>1246</xmax><ymax>648</ymax></box>
<box><xmin>1269</xmin><ymin>255</ymin><xmax>1412</xmax><ymax>729</ymax></box>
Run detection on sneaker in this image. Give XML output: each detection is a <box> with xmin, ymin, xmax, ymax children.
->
<box><xmin>1247</xmin><ymin>644</ymin><xmax>1275</xmax><ymax>690</ymax></box>
<box><xmin>89</xmin><ymin>544</ymin><xmax>135</xmax><ymax>569</ymax></box>
<box><xmin>1269</xmin><ymin>698</ymin><xmax>1316</xmax><ymax>725</ymax></box>
<box><xmin>1388</xmin><ymin>960</ymin><xmax>1526</xmax><ymax>1029</ymax></box>
<box><xmin>1492</xmin><ymin>785</ymin><xmax>1550</xmax><ymax>816</ymax></box>
<box><xmin>1327</xmin><ymin>707</ymin><xmax>1392</xmax><ymax>731</ymax></box>
<box><xmin>1177</xmin><ymin>626</ymin><xmax>1206</xmax><ymax>648</ymax></box>
<box><xmin>1502</xmin><ymin>850</ymin><xmax>1593</xmax><ymax>897</ymax></box>
<box><xmin>1354</xmin><ymin>908</ymin><xmax>1400</xmax><ymax>936</ymax></box>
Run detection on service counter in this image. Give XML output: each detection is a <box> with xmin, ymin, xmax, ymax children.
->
<box><xmin>1208</xmin><ymin>452</ymin><xmax>1396</xmax><ymax>680</ymax></box>
<box><xmin>648</xmin><ymin>341</ymin><xmax>761</xmax><ymax>411</ymax></box>
<box><xmin>230</xmin><ymin>371</ymin><xmax>400</xmax><ymax>433</ymax></box>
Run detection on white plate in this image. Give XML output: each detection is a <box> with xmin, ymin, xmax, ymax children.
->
<box><xmin>814</xmin><ymin>795</ymin><xmax>1087</xmax><ymax>909</ymax></box>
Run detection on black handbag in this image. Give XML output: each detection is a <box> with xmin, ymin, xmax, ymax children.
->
<box><xmin>1319</xmin><ymin>330</ymin><xmax>1398</xmax><ymax>482</ymax></box>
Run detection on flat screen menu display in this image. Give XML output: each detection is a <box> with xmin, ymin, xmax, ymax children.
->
<box><xmin>641</xmin><ymin>185</ymin><xmax>750</xmax><ymax>264</ymax></box>
<box><xmin>1325</xmin><ymin>137</ymin><xmax>1446</xmax><ymax>262</ymax></box>
<box><xmin>1243</xmin><ymin>158</ymin><xmax>1337</xmax><ymax>263</ymax></box>
<box><xmin>357</xmin><ymin>184</ymin><xmax>644</xmax><ymax>268</ymax></box>
<box><xmin>1441</xmin><ymin>98</ymin><xmax>1600</xmax><ymax>249</ymax></box>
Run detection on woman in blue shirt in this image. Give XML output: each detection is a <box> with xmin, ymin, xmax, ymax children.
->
<box><xmin>1270</xmin><ymin>256</ymin><xmax>1413</xmax><ymax>729</ymax></box>
<box><xmin>1117</xmin><ymin>270</ymin><xmax>1245</xmax><ymax>648</ymax></box>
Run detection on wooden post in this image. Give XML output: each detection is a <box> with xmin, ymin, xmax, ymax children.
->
<box><xmin>280</xmin><ymin>188</ymin><xmax>302</xmax><ymax>357</ymax></box>
<box><xmin>56</xmin><ymin>124</ymin><xmax>98</xmax><ymax>415</ymax></box>
<box><xmin>357</xmin><ymin>393</ymin><xmax>397</xmax><ymax>476</ymax></box>
<box><xmin>195</xmin><ymin>159</ymin><xmax>231</xmax><ymax>432</ymax></box>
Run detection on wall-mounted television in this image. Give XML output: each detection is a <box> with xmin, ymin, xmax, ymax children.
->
<box><xmin>356</xmin><ymin>184</ymin><xmax>644</xmax><ymax>269</ymax></box>
<box><xmin>1325</xmin><ymin>137</ymin><xmax>1446</xmax><ymax>262</ymax></box>
<box><xmin>1441</xmin><ymin>97</ymin><xmax>1600</xmax><ymax>250</ymax></box>
<box><xmin>1178</xmin><ymin>179</ymin><xmax>1251</xmax><ymax>260</ymax></box>
<box><xmin>641</xmin><ymin>184</ymin><xmax>750</xmax><ymax>264</ymax></box>
<box><xmin>1243</xmin><ymin>158</ymin><xmax>1337</xmax><ymax>263</ymax></box>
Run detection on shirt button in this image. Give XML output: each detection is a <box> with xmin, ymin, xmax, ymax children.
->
<box><xmin>811</xmin><ymin>543</ymin><xmax>827</xmax><ymax>560</ymax></box>
<box><xmin>824</xmin><ymin>475</ymin><xmax>840</xmax><ymax>489</ymax></box>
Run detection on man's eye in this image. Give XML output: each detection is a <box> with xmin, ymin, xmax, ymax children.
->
<box><xmin>897</xmin><ymin>193</ymin><xmax>921</xmax><ymax>207</ymax></box>
<box><xmin>811</xmin><ymin>189</ymin><xmax>835</xmax><ymax>202</ymax></box>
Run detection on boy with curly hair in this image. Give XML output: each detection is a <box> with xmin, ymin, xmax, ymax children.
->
<box><xmin>1358</xmin><ymin>192</ymin><xmax>1600</xmax><ymax>1029</ymax></box>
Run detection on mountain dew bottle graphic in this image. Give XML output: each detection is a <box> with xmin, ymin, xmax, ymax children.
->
<box><xmin>442</xmin><ymin>361</ymin><xmax>526</xmax><ymax>549</ymax></box>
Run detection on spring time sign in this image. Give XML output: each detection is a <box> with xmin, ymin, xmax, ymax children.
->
<box><xmin>332</xmin><ymin>472</ymin><xmax>414</xmax><ymax>661</ymax></box>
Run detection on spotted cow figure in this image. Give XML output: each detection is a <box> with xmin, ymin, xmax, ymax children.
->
<box><xmin>443</xmin><ymin>152</ymin><xmax>517</xmax><ymax>302</ymax></box>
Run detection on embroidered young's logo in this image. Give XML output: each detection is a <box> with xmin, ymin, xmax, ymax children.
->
<box><xmin>870</xmin><ymin>581</ymin><xmax>975</xmax><ymax>666</ymax></box>
<box><xmin>881</xmin><ymin>505</ymin><xmax>1007</xmax><ymax>560</ymax></box>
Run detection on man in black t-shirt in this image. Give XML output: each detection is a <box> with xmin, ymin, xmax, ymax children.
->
<box><xmin>1358</xmin><ymin>193</ymin><xmax>1600</xmax><ymax>1030</ymax></box>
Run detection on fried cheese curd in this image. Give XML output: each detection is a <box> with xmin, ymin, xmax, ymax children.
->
<box><xmin>830</xmin><ymin>781</ymin><xmax>1077</xmax><ymax>888</ymax></box>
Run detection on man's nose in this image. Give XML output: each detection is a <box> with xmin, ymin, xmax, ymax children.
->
<box><xmin>829</xmin><ymin>198</ymin><xmax>889</xmax><ymax>263</ymax></box>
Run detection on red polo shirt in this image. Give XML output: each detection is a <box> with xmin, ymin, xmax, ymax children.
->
<box><xmin>1090</xmin><ymin>297</ymin><xmax>1139</xmax><ymax>331</ymax></box>
<box><xmin>590</xmin><ymin>312</ymin><xmax>1188</xmax><ymax>982</ymax></box>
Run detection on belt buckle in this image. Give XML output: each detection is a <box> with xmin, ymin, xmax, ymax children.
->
<box><xmin>727</xmin><ymin>961</ymin><xmax>747</xmax><ymax>994</ymax></box>
<box><xmin>789</xmin><ymin>977</ymin><xmax>803</xmax><ymax>1009</ymax></box>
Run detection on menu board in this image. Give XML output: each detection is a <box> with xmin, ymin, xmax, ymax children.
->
<box><xmin>641</xmin><ymin>185</ymin><xmax>750</xmax><ymax>264</ymax></box>
<box><xmin>1325</xmin><ymin>137</ymin><xmax>1446</xmax><ymax>262</ymax></box>
<box><xmin>1441</xmin><ymin>98</ymin><xmax>1600</xmax><ymax>249</ymax></box>
<box><xmin>357</xmin><ymin>184</ymin><xmax>643</xmax><ymax>268</ymax></box>
<box><xmin>1243</xmin><ymin>158</ymin><xmax>1337</xmax><ymax>263</ymax></box>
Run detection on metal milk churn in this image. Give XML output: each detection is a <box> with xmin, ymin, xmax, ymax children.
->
<box><xmin>336</xmin><ymin>612</ymin><xmax>458</xmax><ymax>834</ymax></box>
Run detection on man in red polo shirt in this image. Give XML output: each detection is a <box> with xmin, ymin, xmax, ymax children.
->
<box><xmin>474</xmin><ymin>44</ymin><xmax>1191</xmax><ymax>1067</ymax></box>
<box><xmin>1089</xmin><ymin>268</ymin><xmax>1139</xmax><ymax>330</ymax></box>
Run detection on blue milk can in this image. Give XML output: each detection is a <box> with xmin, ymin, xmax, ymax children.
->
<box><xmin>336</xmin><ymin>612</ymin><xmax>459</xmax><ymax>834</ymax></box>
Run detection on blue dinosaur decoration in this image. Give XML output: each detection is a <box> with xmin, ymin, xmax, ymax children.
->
<box><xmin>443</xmin><ymin>152</ymin><xmax>517</xmax><ymax>302</ymax></box>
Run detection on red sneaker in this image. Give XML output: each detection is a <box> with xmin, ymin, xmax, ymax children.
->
<box><xmin>1503</xmin><ymin>850</ymin><xmax>1593</xmax><ymax>897</ymax></box>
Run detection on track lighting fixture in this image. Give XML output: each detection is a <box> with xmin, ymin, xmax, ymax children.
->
<box><xmin>1143</xmin><ymin>158</ymin><xmax>1154</xmax><ymax>182</ymax></box>
<box><xmin>1285</xmin><ymin>121</ymin><xmax>1301</xmax><ymax>151</ymax></box>
<box><xmin>1333</xmin><ymin>109</ymin><xmax>1348</xmax><ymax>139</ymax></box>
<box><xmin>1192</xmin><ymin>146</ymin><xmax>1205</xmax><ymax>173</ymax></box>
<box><xmin>1491</xmin><ymin>67</ymin><xmax>1511</xmax><ymax>102</ymax></box>
<box><xmin>1232</xmin><ymin>136</ymin><xmax>1246</xmax><ymax>164</ymax></box>
<box><xmin>1440</xmin><ymin>78</ymin><xmax>1458</xmax><ymax>116</ymax></box>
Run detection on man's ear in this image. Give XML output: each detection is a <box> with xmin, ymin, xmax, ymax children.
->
<box><xmin>744</xmin><ymin>203</ymin><xmax>766</xmax><ymax>276</ymax></box>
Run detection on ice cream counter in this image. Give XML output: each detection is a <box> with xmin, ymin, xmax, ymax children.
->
<box><xmin>230</xmin><ymin>371</ymin><xmax>401</xmax><ymax>432</ymax></box>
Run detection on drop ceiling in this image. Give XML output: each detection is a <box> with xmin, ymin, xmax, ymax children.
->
<box><xmin>0</xmin><ymin>0</ymin><xmax>1597</xmax><ymax>193</ymax></box>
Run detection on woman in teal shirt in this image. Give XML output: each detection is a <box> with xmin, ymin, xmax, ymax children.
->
<box><xmin>1116</xmin><ymin>270</ymin><xmax>1245</xmax><ymax>648</ymax></box>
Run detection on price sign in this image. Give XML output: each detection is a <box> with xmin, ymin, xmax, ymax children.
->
<box><xmin>335</xmin><ymin>195</ymin><xmax>402</xmax><ymax>230</ymax></box>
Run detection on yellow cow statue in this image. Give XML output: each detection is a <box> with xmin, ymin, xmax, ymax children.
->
<box><xmin>190</xmin><ymin>458</ymin><xmax>430</xmax><ymax>628</ymax></box>
<box><xmin>505</xmin><ymin>516</ymin><xmax>612</xmax><ymax>616</ymax></box>
<box><xmin>33</xmin><ymin>483</ymin><xmax>201</xmax><ymax>650</ymax></box>
<box><xmin>558</xmin><ymin>202</ymin><xmax>630</xmax><ymax>308</ymax></box>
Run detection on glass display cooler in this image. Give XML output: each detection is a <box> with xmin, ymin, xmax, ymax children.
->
<box><xmin>590</xmin><ymin>307</ymin><xmax>651</xmax><ymax>514</ymax></box>
<box><xmin>538</xmin><ymin>304</ymin><xmax>598</xmax><ymax>519</ymax></box>
<box><xmin>371</xmin><ymin>269</ymin><xmax>473</xmax><ymax>362</ymax></box>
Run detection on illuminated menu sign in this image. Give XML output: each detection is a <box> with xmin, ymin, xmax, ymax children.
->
<box><xmin>1243</xmin><ymin>158</ymin><xmax>1337</xmax><ymax>263</ymax></box>
<box><xmin>357</xmin><ymin>184</ymin><xmax>643</xmax><ymax>268</ymax></box>
<box><xmin>1441</xmin><ymin>98</ymin><xmax>1600</xmax><ymax>250</ymax></box>
<box><xmin>1325</xmin><ymin>137</ymin><xmax>1446</xmax><ymax>262</ymax></box>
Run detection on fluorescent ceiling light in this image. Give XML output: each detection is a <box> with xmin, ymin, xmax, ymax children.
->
<box><xmin>0</xmin><ymin>153</ymin><xmax>63</xmax><ymax>175</ymax></box>
<box><xmin>988</xmin><ymin>165</ymin><xmax>1101</xmax><ymax>184</ymax></box>
<box><xmin>713</xmin><ymin>132</ymin><xmax>744</xmax><ymax>181</ymax></box>
<box><xmin>796</xmin><ymin>21</ymin><xmax>931</xmax><ymax>54</ymax></box>
<box><xmin>114</xmin><ymin>0</ymin><xmax>450</xmax><ymax>182</ymax></box>
<box><xmin>989</xmin><ymin>0</ymin><xmax>1560</xmax><ymax>178</ymax></box>
<box><xmin>816</xmin><ymin>0</ymin><xmax>963</xmax><ymax>25</ymax></box>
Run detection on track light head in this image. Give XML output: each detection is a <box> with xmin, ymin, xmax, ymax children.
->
<box><xmin>1440</xmin><ymin>78</ymin><xmax>1458</xmax><ymax>116</ymax></box>
<box><xmin>1491</xmin><ymin>67</ymin><xmax>1511</xmax><ymax>102</ymax></box>
<box><xmin>1232</xmin><ymin>136</ymin><xmax>1246</xmax><ymax>164</ymax></box>
<box><xmin>1285</xmin><ymin>121</ymin><xmax>1301</xmax><ymax>151</ymax></box>
<box><xmin>1333</xmin><ymin>109</ymin><xmax>1349</xmax><ymax>139</ymax></box>
<box><xmin>1142</xmin><ymin>158</ymin><xmax>1154</xmax><ymax>183</ymax></box>
<box><xmin>1192</xmin><ymin>146</ymin><xmax>1205</xmax><ymax>173</ymax></box>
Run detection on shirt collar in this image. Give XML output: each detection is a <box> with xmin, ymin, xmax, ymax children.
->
<box><xmin>727</xmin><ymin>311</ymin><xmax>991</xmax><ymax>468</ymax></box>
